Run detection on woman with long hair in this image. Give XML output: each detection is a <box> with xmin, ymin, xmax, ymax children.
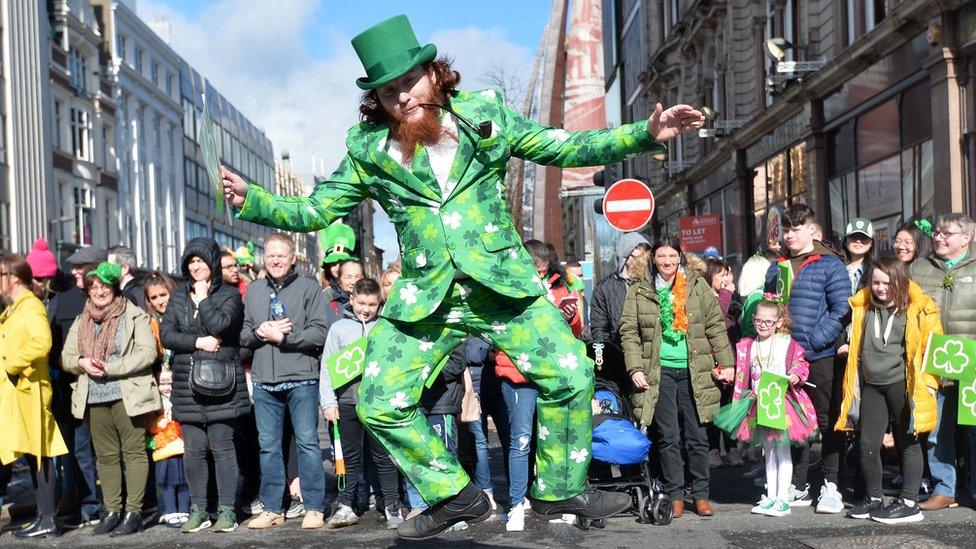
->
<box><xmin>620</xmin><ymin>235</ymin><xmax>734</xmax><ymax>518</ymax></box>
<box><xmin>0</xmin><ymin>254</ymin><xmax>68</xmax><ymax>539</ymax></box>
<box><xmin>836</xmin><ymin>255</ymin><xmax>942</xmax><ymax>523</ymax></box>
<box><xmin>892</xmin><ymin>220</ymin><xmax>932</xmax><ymax>265</ymax></box>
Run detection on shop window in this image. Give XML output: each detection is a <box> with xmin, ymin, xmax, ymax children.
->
<box><xmin>768</xmin><ymin>152</ymin><xmax>788</xmax><ymax>203</ymax></box>
<box><xmin>857</xmin><ymin>99</ymin><xmax>899</xmax><ymax>167</ymax></box>
<box><xmin>857</xmin><ymin>154</ymin><xmax>901</xmax><ymax>222</ymax></box>
<box><xmin>900</xmin><ymin>83</ymin><xmax>931</xmax><ymax>147</ymax></box>
<box><xmin>828</xmin><ymin>173</ymin><xmax>856</xmax><ymax>244</ymax></box>
<box><xmin>789</xmin><ymin>144</ymin><xmax>808</xmax><ymax>198</ymax></box>
<box><xmin>827</xmin><ymin>121</ymin><xmax>855</xmax><ymax>178</ymax></box>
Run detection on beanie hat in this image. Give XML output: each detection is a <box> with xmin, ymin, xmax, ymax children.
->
<box><xmin>26</xmin><ymin>238</ymin><xmax>58</xmax><ymax>278</ymax></box>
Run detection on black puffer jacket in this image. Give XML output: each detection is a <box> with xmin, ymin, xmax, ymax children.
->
<box><xmin>160</xmin><ymin>238</ymin><xmax>249</xmax><ymax>423</ymax></box>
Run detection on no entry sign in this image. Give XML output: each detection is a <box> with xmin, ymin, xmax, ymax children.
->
<box><xmin>603</xmin><ymin>178</ymin><xmax>655</xmax><ymax>232</ymax></box>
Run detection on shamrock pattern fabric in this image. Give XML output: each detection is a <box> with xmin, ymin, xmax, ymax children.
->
<box><xmin>237</xmin><ymin>88</ymin><xmax>665</xmax><ymax>322</ymax></box>
<box><xmin>356</xmin><ymin>280</ymin><xmax>595</xmax><ymax>505</ymax></box>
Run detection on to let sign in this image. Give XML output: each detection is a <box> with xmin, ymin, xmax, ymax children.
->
<box><xmin>678</xmin><ymin>214</ymin><xmax>722</xmax><ymax>252</ymax></box>
<box><xmin>603</xmin><ymin>178</ymin><xmax>655</xmax><ymax>232</ymax></box>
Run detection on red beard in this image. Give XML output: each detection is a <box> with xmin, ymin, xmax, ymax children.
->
<box><xmin>389</xmin><ymin>89</ymin><xmax>448</xmax><ymax>162</ymax></box>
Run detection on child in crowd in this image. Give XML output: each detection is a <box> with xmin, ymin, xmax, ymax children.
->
<box><xmin>717</xmin><ymin>298</ymin><xmax>818</xmax><ymax>517</ymax></box>
<box><xmin>150</xmin><ymin>368</ymin><xmax>190</xmax><ymax>527</ymax></box>
<box><xmin>320</xmin><ymin>278</ymin><xmax>403</xmax><ymax>530</ymax></box>
<box><xmin>836</xmin><ymin>255</ymin><xmax>942</xmax><ymax>523</ymax></box>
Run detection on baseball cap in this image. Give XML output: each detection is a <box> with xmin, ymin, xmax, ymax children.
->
<box><xmin>66</xmin><ymin>246</ymin><xmax>108</xmax><ymax>266</ymax></box>
<box><xmin>845</xmin><ymin>218</ymin><xmax>874</xmax><ymax>239</ymax></box>
<box><xmin>702</xmin><ymin>247</ymin><xmax>722</xmax><ymax>260</ymax></box>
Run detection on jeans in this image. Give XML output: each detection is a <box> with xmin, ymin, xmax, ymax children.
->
<box><xmin>467</xmin><ymin>418</ymin><xmax>492</xmax><ymax>491</ymax></box>
<box><xmin>859</xmin><ymin>380</ymin><xmax>923</xmax><ymax>501</ymax></box>
<box><xmin>501</xmin><ymin>380</ymin><xmax>538</xmax><ymax>505</ymax></box>
<box><xmin>652</xmin><ymin>367</ymin><xmax>710</xmax><ymax>501</ymax></box>
<box><xmin>182</xmin><ymin>420</ymin><xmax>239</xmax><ymax>508</ymax></box>
<box><xmin>928</xmin><ymin>385</ymin><xmax>958</xmax><ymax>497</ymax></box>
<box><xmin>253</xmin><ymin>383</ymin><xmax>324</xmax><ymax>513</ymax></box>
<box><xmin>406</xmin><ymin>414</ymin><xmax>458</xmax><ymax>510</ymax></box>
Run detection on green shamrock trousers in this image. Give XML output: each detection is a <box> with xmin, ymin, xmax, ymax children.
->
<box><xmin>356</xmin><ymin>278</ymin><xmax>595</xmax><ymax>506</ymax></box>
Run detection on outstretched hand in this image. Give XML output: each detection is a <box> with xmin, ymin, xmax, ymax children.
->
<box><xmin>221</xmin><ymin>165</ymin><xmax>248</xmax><ymax>208</ymax></box>
<box><xmin>647</xmin><ymin>103</ymin><xmax>705</xmax><ymax>142</ymax></box>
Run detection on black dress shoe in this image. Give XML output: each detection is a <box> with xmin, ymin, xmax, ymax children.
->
<box><xmin>13</xmin><ymin>514</ymin><xmax>61</xmax><ymax>539</ymax></box>
<box><xmin>109</xmin><ymin>511</ymin><xmax>141</xmax><ymax>537</ymax></box>
<box><xmin>93</xmin><ymin>511</ymin><xmax>122</xmax><ymax>535</ymax></box>
<box><xmin>529</xmin><ymin>487</ymin><xmax>633</xmax><ymax>519</ymax></box>
<box><xmin>397</xmin><ymin>483</ymin><xmax>491</xmax><ymax>540</ymax></box>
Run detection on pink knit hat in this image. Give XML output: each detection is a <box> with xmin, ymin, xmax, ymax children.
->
<box><xmin>26</xmin><ymin>238</ymin><xmax>58</xmax><ymax>278</ymax></box>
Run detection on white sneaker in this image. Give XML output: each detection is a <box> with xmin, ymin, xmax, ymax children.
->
<box><xmin>725</xmin><ymin>447</ymin><xmax>744</xmax><ymax>467</ymax></box>
<box><xmin>247</xmin><ymin>497</ymin><xmax>264</xmax><ymax>515</ymax></box>
<box><xmin>506</xmin><ymin>503</ymin><xmax>525</xmax><ymax>532</ymax></box>
<box><xmin>766</xmin><ymin>500</ymin><xmax>791</xmax><ymax>517</ymax></box>
<box><xmin>285</xmin><ymin>500</ymin><xmax>306</xmax><ymax>519</ymax></box>
<box><xmin>751</xmin><ymin>496</ymin><xmax>775</xmax><ymax>515</ymax></box>
<box><xmin>709</xmin><ymin>449</ymin><xmax>724</xmax><ymax>468</ymax></box>
<box><xmin>815</xmin><ymin>481</ymin><xmax>844</xmax><ymax>514</ymax></box>
<box><xmin>326</xmin><ymin>504</ymin><xmax>359</xmax><ymax>529</ymax></box>
<box><xmin>787</xmin><ymin>484</ymin><xmax>813</xmax><ymax>507</ymax></box>
<box><xmin>485</xmin><ymin>490</ymin><xmax>498</xmax><ymax>511</ymax></box>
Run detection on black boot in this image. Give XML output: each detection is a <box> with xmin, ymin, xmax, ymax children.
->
<box><xmin>109</xmin><ymin>511</ymin><xmax>141</xmax><ymax>537</ymax></box>
<box><xmin>529</xmin><ymin>487</ymin><xmax>633</xmax><ymax>519</ymax></box>
<box><xmin>397</xmin><ymin>483</ymin><xmax>491</xmax><ymax>540</ymax></box>
<box><xmin>93</xmin><ymin>510</ymin><xmax>121</xmax><ymax>535</ymax></box>
<box><xmin>13</xmin><ymin>514</ymin><xmax>61</xmax><ymax>539</ymax></box>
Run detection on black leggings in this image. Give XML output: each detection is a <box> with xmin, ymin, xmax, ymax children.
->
<box><xmin>792</xmin><ymin>356</ymin><xmax>845</xmax><ymax>488</ymax></box>
<box><xmin>858</xmin><ymin>379</ymin><xmax>923</xmax><ymax>501</ymax></box>
<box><xmin>334</xmin><ymin>402</ymin><xmax>400</xmax><ymax>510</ymax></box>
<box><xmin>182</xmin><ymin>420</ymin><xmax>239</xmax><ymax>508</ymax></box>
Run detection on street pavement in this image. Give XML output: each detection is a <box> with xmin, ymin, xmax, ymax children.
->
<box><xmin>3</xmin><ymin>440</ymin><xmax>976</xmax><ymax>548</ymax></box>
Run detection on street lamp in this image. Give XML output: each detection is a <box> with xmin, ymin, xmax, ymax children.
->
<box><xmin>763</xmin><ymin>37</ymin><xmax>825</xmax><ymax>76</ymax></box>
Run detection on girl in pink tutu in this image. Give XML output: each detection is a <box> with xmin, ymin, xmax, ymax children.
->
<box><xmin>717</xmin><ymin>296</ymin><xmax>818</xmax><ymax>517</ymax></box>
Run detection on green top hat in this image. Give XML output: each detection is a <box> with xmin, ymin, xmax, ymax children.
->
<box><xmin>320</xmin><ymin>222</ymin><xmax>359</xmax><ymax>266</ymax></box>
<box><xmin>352</xmin><ymin>14</ymin><xmax>437</xmax><ymax>90</ymax></box>
<box><xmin>86</xmin><ymin>262</ymin><xmax>122</xmax><ymax>286</ymax></box>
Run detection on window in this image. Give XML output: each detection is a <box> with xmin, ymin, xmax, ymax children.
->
<box><xmin>68</xmin><ymin>47</ymin><xmax>87</xmax><ymax>92</ymax></box>
<box><xmin>100</xmin><ymin>123</ymin><xmax>112</xmax><ymax>168</ymax></box>
<box><xmin>116</xmin><ymin>34</ymin><xmax>126</xmax><ymax>63</ymax></box>
<box><xmin>865</xmin><ymin>0</ymin><xmax>886</xmax><ymax>33</ymax></box>
<box><xmin>166</xmin><ymin>73</ymin><xmax>175</xmax><ymax>97</ymax></box>
<box><xmin>135</xmin><ymin>48</ymin><xmax>144</xmax><ymax>73</ymax></box>
<box><xmin>70</xmin><ymin>108</ymin><xmax>91</xmax><ymax>161</ymax></box>
<box><xmin>184</xmin><ymin>158</ymin><xmax>197</xmax><ymax>191</ymax></box>
<box><xmin>73</xmin><ymin>186</ymin><xmax>95</xmax><ymax>245</ymax></box>
<box><xmin>152</xmin><ymin>62</ymin><xmax>160</xmax><ymax>86</ymax></box>
<box><xmin>182</xmin><ymin>98</ymin><xmax>195</xmax><ymax>138</ymax></box>
<box><xmin>53</xmin><ymin>100</ymin><xmax>63</xmax><ymax>150</ymax></box>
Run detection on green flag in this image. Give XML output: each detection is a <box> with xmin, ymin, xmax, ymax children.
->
<box><xmin>325</xmin><ymin>336</ymin><xmax>367</xmax><ymax>389</ymax></box>
<box><xmin>424</xmin><ymin>353</ymin><xmax>452</xmax><ymax>389</ymax></box>
<box><xmin>776</xmin><ymin>260</ymin><xmax>794</xmax><ymax>301</ymax></box>
<box><xmin>198</xmin><ymin>93</ymin><xmax>224</xmax><ymax>214</ymax></box>
<box><xmin>756</xmin><ymin>370</ymin><xmax>789</xmax><ymax>430</ymax></box>
<box><xmin>958</xmin><ymin>374</ymin><xmax>976</xmax><ymax>427</ymax></box>
<box><xmin>922</xmin><ymin>333</ymin><xmax>976</xmax><ymax>380</ymax></box>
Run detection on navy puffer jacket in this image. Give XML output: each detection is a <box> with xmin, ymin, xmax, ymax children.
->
<box><xmin>764</xmin><ymin>243</ymin><xmax>851</xmax><ymax>361</ymax></box>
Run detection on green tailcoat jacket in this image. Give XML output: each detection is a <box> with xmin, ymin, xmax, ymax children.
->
<box><xmin>237</xmin><ymin>89</ymin><xmax>665</xmax><ymax>322</ymax></box>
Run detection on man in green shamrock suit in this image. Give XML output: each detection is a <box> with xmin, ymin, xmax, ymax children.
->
<box><xmin>222</xmin><ymin>14</ymin><xmax>704</xmax><ymax>539</ymax></box>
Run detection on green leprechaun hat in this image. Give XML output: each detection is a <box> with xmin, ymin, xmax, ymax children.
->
<box><xmin>319</xmin><ymin>222</ymin><xmax>359</xmax><ymax>265</ymax></box>
<box><xmin>352</xmin><ymin>14</ymin><xmax>437</xmax><ymax>90</ymax></box>
<box><xmin>87</xmin><ymin>262</ymin><xmax>122</xmax><ymax>285</ymax></box>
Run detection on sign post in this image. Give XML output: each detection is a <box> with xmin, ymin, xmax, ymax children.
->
<box><xmin>602</xmin><ymin>178</ymin><xmax>655</xmax><ymax>232</ymax></box>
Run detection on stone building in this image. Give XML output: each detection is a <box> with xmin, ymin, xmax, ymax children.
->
<box><xmin>602</xmin><ymin>0</ymin><xmax>975</xmax><ymax>268</ymax></box>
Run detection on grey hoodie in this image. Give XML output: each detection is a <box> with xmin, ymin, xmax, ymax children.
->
<box><xmin>320</xmin><ymin>304</ymin><xmax>376</xmax><ymax>408</ymax></box>
<box><xmin>615</xmin><ymin>232</ymin><xmax>651</xmax><ymax>272</ymax></box>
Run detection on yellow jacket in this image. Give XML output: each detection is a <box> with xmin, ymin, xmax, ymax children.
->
<box><xmin>0</xmin><ymin>290</ymin><xmax>68</xmax><ymax>464</ymax></box>
<box><xmin>836</xmin><ymin>282</ymin><xmax>942</xmax><ymax>435</ymax></box>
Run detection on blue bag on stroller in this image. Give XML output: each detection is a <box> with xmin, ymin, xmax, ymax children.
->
<box><xmin>591</xmin><ymin>389</ymin><xmax>651</xmax><ymax>465</ymax></box>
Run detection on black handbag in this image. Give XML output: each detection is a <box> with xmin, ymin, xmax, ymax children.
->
<box><xmin>189</xmin><ymin>355</ymin><xmax>236</xmax><ymax>398</ymax></box>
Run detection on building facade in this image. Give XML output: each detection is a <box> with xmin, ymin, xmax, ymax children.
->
<box><xmin>1</xmin><ymin>0</ymin><xmax>54</xmax><ymax>253</ymax></box>
<box><xmin>601</xmin><ymin>0</ymin><xmax>975</xmax><ymax>271</ymax></box>
<box><xmin>49</xmin><ymin>0</ymin><xmax>120</xmax><ymax>258</ymax></box>
<box><xmin>93</xmin><ymin>0</ymin><xmax>184</xmax><ymax>272</ymax></box>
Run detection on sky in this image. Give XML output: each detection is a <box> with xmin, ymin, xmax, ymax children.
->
<box><xmin>133</xmin><ymin>0</ymin><xmax>553</xmax><ymax>261</ymax></box>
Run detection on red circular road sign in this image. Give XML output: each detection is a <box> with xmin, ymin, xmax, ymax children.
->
<box><xmin>603</xmin><ymin>178</ymin><xmax>655</xmax><ymax>232</ymax></box>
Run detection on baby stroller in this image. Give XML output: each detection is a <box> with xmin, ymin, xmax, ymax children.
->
<box><xmin>582</xmin><ymin>378</ymin><xmax>673</xmax><ymax>528</ymax></box>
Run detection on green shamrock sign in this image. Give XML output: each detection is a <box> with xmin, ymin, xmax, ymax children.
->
<box><xmin>923</xmin><ymin>333</ymin><xmax>976</xmax><ymax>380</ymax></box>
<box><xmin>776</xmin><ymin>261</ymin><xmax>793</xmax><ymax>302</ymax></box>
<box><xmin>325</xmin><ymin>336</ymin><xmax>367</xmax><ymax>388</ymax></box>
<box><xmin>757</xmin><ymin>370</ymin><xmax>789</xmax><ymax>430</ymax></box>
<box><xmin>958</xmin><ymin>375</ymin><xmax>976</xmax><ymax>426</ymax></box>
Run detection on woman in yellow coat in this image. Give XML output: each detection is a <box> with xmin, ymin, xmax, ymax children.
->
<box><xmin>0</xmin><ymin>254</ymin><xmax>68</xmax><ymax>539</ymax></box>
<box><xmin>835</xmin><ymin>255</ymin><xmax>941</xmax><ymax>524</ymax></box>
